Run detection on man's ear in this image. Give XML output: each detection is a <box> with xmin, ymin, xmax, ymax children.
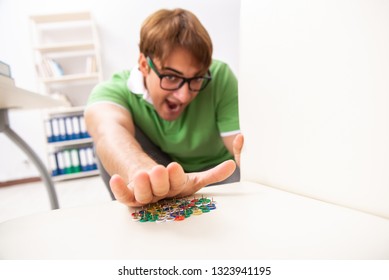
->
<box><xmin>138</xmin><ymin>53</ymin><xmax>149</xmax><ymax>76</ymax></box>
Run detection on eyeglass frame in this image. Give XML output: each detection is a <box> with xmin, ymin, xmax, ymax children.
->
<box><xmin>146</xmin><ymin>56</ymin><xmax>212</xmax><ymax>92</ymax></box>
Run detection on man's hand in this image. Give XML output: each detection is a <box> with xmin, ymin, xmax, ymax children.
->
<box><xmin>109</xmin><ymin>160</ymin><xmax>236</xmax><ymax>207</ymax></box>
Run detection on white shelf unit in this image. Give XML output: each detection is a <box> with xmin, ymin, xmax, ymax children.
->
<box><xmin>29</xmin><ymin>12</ymin><xmax>102</xmax><ymax>181</ymax></box>
<box><xmin>43</xmin><ymin>107</ymin><xmax>99</xmax><ymax>182</ymax></box>
<box><xmin>29</xmin><ymin>11</ymin><xmax>103</xmax><ymax>106</ymax></box>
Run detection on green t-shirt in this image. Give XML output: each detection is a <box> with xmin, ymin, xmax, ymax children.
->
<box><xmin>87</xmin><ymin>59</ymin><xmax>239</xmax><ymax>172</ymax></box>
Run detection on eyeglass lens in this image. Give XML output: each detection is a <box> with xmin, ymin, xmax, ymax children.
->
<box><xmin>161</xmin><ymin>76</ymin><xmax>207</xmax><ymax>91</ymax></box>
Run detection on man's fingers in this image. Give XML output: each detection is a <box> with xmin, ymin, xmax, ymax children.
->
<box><xmin>149</xmin><ymin>165</ymin><xmax>169</xmax><ymax>197</ymax></box>
<box><xmin>111</xmin><ymin>157</ymin><xmax>237</xmax><ymax>207</ymax></box>
<box><xmin>133</xmin><ymin>171</ymin><xmax>153</xmax><ymax>204</ymax></box>
<box><xmin>167</xmin><ymin>162</ymin><xmax>188</xmax><ymax>195</ymax></box>
<box><xmin>110</xmin><ymin>174</ymin><xmax>136</xmax><ymax>205</ymax></box>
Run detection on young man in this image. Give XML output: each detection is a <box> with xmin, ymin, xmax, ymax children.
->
<box><xmin>85</xmin><ymin>8</ymin><xmax>243</xmax><ymax>207</ymax></box>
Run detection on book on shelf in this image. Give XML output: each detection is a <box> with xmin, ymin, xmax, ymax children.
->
<box><xmin>37</xmin><ymin>58</ymin><xmax>64</xmax><ymax>78</ymax></box>
<box><xmin>49</xmin><ymin>59</ymin><xmax>64</xmax><ymax>77</ymax></box>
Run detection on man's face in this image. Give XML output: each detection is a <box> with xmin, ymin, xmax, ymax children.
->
<box><xmin>139</xmin><ymin>48</ymin><xmax>204</xmax><ymax>121</ymax></box>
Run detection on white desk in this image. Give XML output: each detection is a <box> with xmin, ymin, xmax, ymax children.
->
<box><xmin>0</xmin><ymin>78</ymin><xmax>67</xmax><ymax>209</ymax></box>
<box><xmin>1</xmin><ymin>182</ymin><xmax>389</xmax><ymax>259</ymax></box>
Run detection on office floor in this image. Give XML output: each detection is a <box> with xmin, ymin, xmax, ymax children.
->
<box><xmin>0</xmin><ymin>175</ymin><xmax>112</xmax><ymax>223</ymax></box>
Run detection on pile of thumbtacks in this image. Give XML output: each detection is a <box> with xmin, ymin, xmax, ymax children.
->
<box><xmin>131</xmin><ymin>195</ymin><xmax>217</xmax><ymax>223</ymax></box>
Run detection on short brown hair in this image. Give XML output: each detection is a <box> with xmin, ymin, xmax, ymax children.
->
<box><xmin>139</xmin><ymin>8</ymin><xmax>213</xmax><ymax>73</ymax></box>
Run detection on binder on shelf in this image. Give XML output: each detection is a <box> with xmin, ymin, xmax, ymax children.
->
<box><xmin>86</xmin><ymin>147</ymin><xmax>97</xmax><ymax>170</ymax></box>
<box><xmin>72</xmin><ymin>116</ymin><xmax>81</xmax><ymax>139</ymax></box>
<box><xmin>49</xmin><ymin>153</ymin><xmax>58</xmax><ymax>176</ymax></box>
<box><xmin>63</xmin><ymin>150</ymin><xmax>72</xmax><ymax>174</ymax></box>
<box><xmin>79</xmin><ymin>116</ymin><xmax>89</xmax><ymax>138</ymax></box>
<box><xmin>91</xmin><ymin>148</ymin><xmax>97</xmax><ymax>170</ymax></box>
<box><xmin>56</xmin><ymin>151</ymin><xmax>66</xmax><ymax>175</ymax></box>
<box><xmin>79</xmin><ymin>148</ymin><xmax>88</xmax><ymax>172</ymax></box>
<box><xmin>44</xmin><ymin>119</ymin><xmax>54</xmax><ymax>143</ymax></box>
<box><xmin>51</xmin><ymin>118</ymin><xmax>60</xmax><ymax>142</ymax></box>
<box><xmin>58</xmin><ymin>118</ymin><xmax>67</xmax><ymax>141</ymax></box>
<box><xmin>65</xmin><ymin>117</ymin><xmax>74</xmax><ymax>140</ymax></box>
<box><xmin>70</xmin><ymin>149</ymin><xmax>81</xmax><ymax>173</ymax></box>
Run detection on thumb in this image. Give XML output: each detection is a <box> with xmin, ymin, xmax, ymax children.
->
<box><xmin>190</xmin><ymin>159</ymin><xmax>236</xmax><ymax>192</ymax></box>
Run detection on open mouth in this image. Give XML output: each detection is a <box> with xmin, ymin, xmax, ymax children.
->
<box><xmin>166</xmin><ymin>99</ymin><xmax>181</xmax><ymax>112</ymax></box>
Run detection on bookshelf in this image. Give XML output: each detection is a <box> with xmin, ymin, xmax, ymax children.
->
<box><xmin>29</xmin><ymin>12</ymin><xmax>102</xmax><ymax>181</ymax></box>
<box><xmin>29</xmin><ymin>11</ymin><xmax>103</xmax><ymax>104</ymax></box>
<box><xmin>43</xmin><ymin>106</ymin><xmax>99</xmax><ymax>182</ymax></box>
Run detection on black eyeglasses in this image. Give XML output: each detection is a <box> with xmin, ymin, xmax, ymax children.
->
<box><xmin>147</xmin><ymin>56</ymin><xmax>212</xmax><ymax>92</ymax></box>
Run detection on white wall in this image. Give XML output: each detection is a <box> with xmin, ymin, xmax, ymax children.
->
<box><xmin>0</xmin><ymin>0</ymin><xmax>240</xmax><ymax>181</ymax></box>
<box><xmin>239</xmin><ymin>0</ymin><xmax>389</xmax><ymax>218</ymax></box>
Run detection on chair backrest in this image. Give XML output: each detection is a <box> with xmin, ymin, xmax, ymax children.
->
<box><xmin>239</xmin><ymin>0</ymin><xmax>389</xmax><ymax>218</ymax></box>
